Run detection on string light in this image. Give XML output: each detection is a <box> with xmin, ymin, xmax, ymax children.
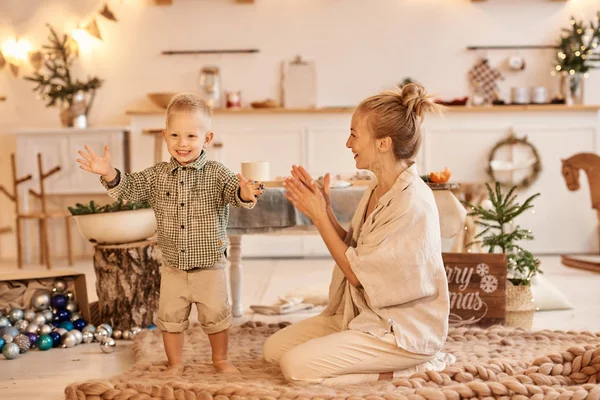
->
<box><xmin>570</xmin><ymin>69</ymin><xmax>575</xmax><ymax>75</ymax></box>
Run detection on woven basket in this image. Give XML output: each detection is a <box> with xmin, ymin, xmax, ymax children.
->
<box><xmin>505</xmin><ymin>281</ymin><xmax>535</xmax><ymax>329</ymax></box>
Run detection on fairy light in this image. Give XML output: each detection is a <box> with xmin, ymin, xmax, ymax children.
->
<box><xmin>570</xmin><ymin>69</ymin><xmax>575</xmax><ymax>75</ymax></box>
<box><xmin>71</xmin><ymin>28</ymin><xmax>94</xmax><ymax>53</ymax></box>
<box><xmin>575</xmin><ymin>51</ymin><xmax>581</xmax><ymax>56</ymax></box>
<box><xmin>1</xmin><ymin>38</ymin><xmax>31</xmax><ymax>64</ymax></box>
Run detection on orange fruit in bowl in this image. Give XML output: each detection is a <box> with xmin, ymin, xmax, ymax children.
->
<box><xmin>429</xmin><ymin>167</ymin><xmax>451</xmax><ymax>183</ymax></box>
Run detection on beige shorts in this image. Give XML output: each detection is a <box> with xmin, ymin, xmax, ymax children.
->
<box><xmin>157</xmin><ymin>258</ymin><xmax>232</xmax><ymax>334</ymax></box>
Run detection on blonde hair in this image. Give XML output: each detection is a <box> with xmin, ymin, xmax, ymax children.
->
<box><xmin>165</xmin><ymin>92</ymin><xmax>212</xmax><ymax>129</ymax></box>
<box><xmin>356</xmin><ymin>83</ymin><xmax>444</xmax><ymax>161</ymax></box>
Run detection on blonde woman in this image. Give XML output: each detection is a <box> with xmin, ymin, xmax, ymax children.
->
<box><xmin>263</xmin><ymin>83</ymin><xmax>454</xmax><ymax>386</ymax></box>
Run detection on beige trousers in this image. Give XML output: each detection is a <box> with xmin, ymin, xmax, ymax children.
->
<box><xmin>263</xmin><ymin>315</ymin><xmax>438</xmax><ymax>387</ymax></box>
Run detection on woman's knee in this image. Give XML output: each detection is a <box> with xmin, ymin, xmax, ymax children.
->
<box><xmin>263</xmin><ymin>332</ymin><xmax>286</xmax><ymax>364</ymax></box>
<box><xmin>279</xmin><ymin>348</ymin><xmax>318</xmax><ymax>382</ymax></box>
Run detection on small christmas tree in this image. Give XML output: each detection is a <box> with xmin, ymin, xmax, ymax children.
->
<box><xmin>463</xmin><ymin>182</ymin><xmax>542</xmax><ymax>286</ymax></box>
<box><xmin>24</xmin><ymin>24</ymin><xmax>102</xmax><ymax>111</ymax></box>
<box><xmin>554</xmin><ymin>12</ymin><xmax>600</xmax><ymax>75</ymax></box>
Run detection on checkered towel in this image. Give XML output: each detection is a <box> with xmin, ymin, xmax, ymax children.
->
<box><xmin>468</xmin><ymin>59</ymin><xmax>503</xmax><ymax>102</ymax></box>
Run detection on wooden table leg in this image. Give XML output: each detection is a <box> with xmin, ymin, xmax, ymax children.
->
<box><xmin>228</xmin><ymin>235</ymin><xmax>243</xmax><ymax>317</ymax></box>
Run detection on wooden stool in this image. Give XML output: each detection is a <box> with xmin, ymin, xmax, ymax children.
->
<box><xmin>0</xmin><ymin>153</ymin><xmax>73</xmax><ymax>269</ymax></box>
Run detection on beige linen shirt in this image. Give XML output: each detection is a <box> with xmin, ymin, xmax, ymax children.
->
<box><xmin>321</xmin><ymin>163</ymin><xmax>450</xmax><ymax>355</ymax></box>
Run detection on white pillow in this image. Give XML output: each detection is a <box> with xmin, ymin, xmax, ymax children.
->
<box><xmin>530</xmin><ymin>274</ymin><xmax>573</xmax><ymax>311</ymax></box>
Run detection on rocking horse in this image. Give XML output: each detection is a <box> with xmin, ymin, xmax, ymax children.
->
<box><xmin>560</xmin><ymin>152</ymin><xmax>600</xmax><ymax>272</ymax></box>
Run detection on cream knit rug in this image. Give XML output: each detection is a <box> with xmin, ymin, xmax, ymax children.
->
<box><xmin>65</xmin><ymin>322</ymin><xmax>600</xmax><ymax>400</ymax></box>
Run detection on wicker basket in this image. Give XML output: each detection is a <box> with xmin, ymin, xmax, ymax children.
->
<box><xmin>505</xmin><ymin>281</ymin><xmax>535</xmax><ymax>329</ymax></box>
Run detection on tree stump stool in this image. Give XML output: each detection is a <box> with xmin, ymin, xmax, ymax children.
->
<box><xmin>93</xmin><ymin>239</ymin><xmax>162</xmax><ymax>330</ymax></box>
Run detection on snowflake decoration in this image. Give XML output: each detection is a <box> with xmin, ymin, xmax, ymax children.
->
<box><xmin>480</xmin><ymin>275</ymin><xmax>498</xmax><ymax>294</ymax></box>
<box><xmin>476</xmin><ymin>263</ymin><xmax>490</xmax><ymax>277</ymax></box>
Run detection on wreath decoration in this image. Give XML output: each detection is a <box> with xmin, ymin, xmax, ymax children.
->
<box><xmin>487</xmin><ymin>133</ymin><xmax>542</xmax><ymax>189</ymax></box>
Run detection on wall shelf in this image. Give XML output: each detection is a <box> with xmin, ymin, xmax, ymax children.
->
<box><xmin>467</xmin><ymin>45</ymin><xmax>559</xmax><ymax>50</ymax></box>
<box><xmin>162</xmin><ymin>49</ymin><xmax>259</xmax><ymax>55</ymax></box>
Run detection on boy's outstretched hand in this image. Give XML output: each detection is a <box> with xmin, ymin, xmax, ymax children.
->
<box><xmin>77</xmin><ymin>145</ymin><xmax>116</xmax><ymax>181</ymax></box>
<box><xmin>237</xmin><ymin>173</ymin><xmax>264</xmax><ymax>203</ymax></box>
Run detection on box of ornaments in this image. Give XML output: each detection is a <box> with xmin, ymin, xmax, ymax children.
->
<box><xmin>0</xmin><ymin>269</ymin><xmax>150</xmax><ymax>360</ymax></box>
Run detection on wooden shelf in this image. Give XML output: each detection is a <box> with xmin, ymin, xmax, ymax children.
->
<box><xmin>162</xmin><ymin>49</ymin><xmax>259</xmax><ymax>55</ymax></box>
<box><xmin>127</xmin><ymin>104</ymin><xmax>600</xmax><ymax>116</ymax></box>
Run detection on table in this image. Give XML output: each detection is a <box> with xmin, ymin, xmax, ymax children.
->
<box><xmin>226</xmin><ymin>185</ymin><xmax>466</xmax><ymax>317</ymax></box>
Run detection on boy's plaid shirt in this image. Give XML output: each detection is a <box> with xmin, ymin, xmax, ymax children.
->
<box><xmin>100</xmin><ymin>151</ymin><xmax>255</xmax><ymax>270</ymax></box>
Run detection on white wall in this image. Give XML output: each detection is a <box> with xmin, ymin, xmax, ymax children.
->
<box><xmin>1</xmin><ymin>0</ymin><xmax>600</xmax><ymax>129</ymax></box>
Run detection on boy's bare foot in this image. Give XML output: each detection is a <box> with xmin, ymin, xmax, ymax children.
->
<box><xmin>165</xmin><ymin>364</ymin><xmax>184</xmax><ymax>375</ymax></box>
<box><xmin>213</xmin><ymin>359</ymin><xmax>241</xmax><ymax>374</ymax></box>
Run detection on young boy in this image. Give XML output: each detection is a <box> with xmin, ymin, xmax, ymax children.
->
<box><xmin>76</xmin><ymin>93</ymin><xmax>263</xmax><ymax>374</ymax></box>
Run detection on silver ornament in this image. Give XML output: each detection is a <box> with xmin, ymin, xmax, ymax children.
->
<box><xmin>1</xmin><ymin>333</ymin><xmax>14</xmax><ymax>343</ymax></box>
<box><xmin>65</xmin><ymin>301</ymin><xmax>78</xmax><ymax>313</ymax></box>
<box><xmin>99</xmin><ymin>337</ymin><xmax>116</xmax><ymax>353</ymax></box>
<box><xmin>130</xmin><ymin>327</ymin><xmax>142</xmax><ymax>339</ymax></box>
<box><xmin>23</xmin><ymin>309</ymin><xmax>37</xmax><ymax>322</ymax></box>
<box><xmin>62</xmin><ymin>331</ymin><xmax>77</xmax><ymax>348</ymax></box>
<box><xmin>55</xmin><ymin>328</ymin><xmax>68</xmax><ymax>336</ymax></box>
<box><xmin>40</xmin><ymin>324</ymin><xmax>53</xmax><ymax>335</ymax></box>
<box><xmin>1</xmin><ymin>326</ymin><xmax>19</xmax><ymax>338</ymax></box>
<box><xmin>71</xmin><ymin>329</ymin><xmax>83</xmax><ymax>345</ymax></box>
<box><xmin>31</xmin><ymin>290</ymin><xmax>52</xmax><ymax>311</ymax></box>
<box><xmin>70</xmin><ymin>311</ymin><xmax>82</xmax><ymax>322</ymax></box>
<box><xmin>52</xmin><ymin>279</ymin><xmax>67</xmax><ymax>293</ymax></box>
<box><xmin>122</xmin><ymin>330</ymin><xmax>131</xmax><ymax>340</ymax></box>
<box><xmin>14</xmin><ymin>334</ymin><xmax>31</xmax><ymax>353</ymax></box>
<box><xmin>113</xmin><ymin>330</ymin><xmax>122</xmax><ymax>340</ymax></box>
<box><xmin>2</xmin><ymin>342</ymin><xmax>19</xmax><ymax>359</ymax></box>
<box><xmin>0</xmin><ymin>316</ymin><xmax>10</xmax><ymax>328</ymax></box>
<box><xmin>82</xmin><ymin>325</ymin><xmax>96</xmax><ymax>334</ymax></box>
<box><xmin>82</xmin><ymin>331</ymin><xmax>94</xmax><ymax>344</ymax></box>
<box><xmin>34</xmin><ymin>313</ymin><xmax>46</xmax><ymax>326</ymax></box>
<box><xmin>25</xmin><ymin>323</ymin><xmax>39</xmax><ymax>334</ymax></box>
<box><xmin>42</xmin><ymin>309</ymin><xmax>53</xmax><ymax>321</ymax></box>
<box><xmin>100</xmin><ymin>324</ymin><xmax>113</xmax><ymax>337</ymax></box>
<box><xmin>64</xmin><ymin>290</ymin><xmax>75</xmax><ymax>301</ymax></box>
<box><xmin>14</xmin><ymin>320</ymin><xmax>28</xmax><ymax>332</ymax></box>
<box><xmin>8</xmin><ymin>308</ymin><xmax>24</xmax><ymax>323</ymax></box>
<box><xmin>94</xmin><ymin>327</ymin><xmax>108</xmax><ymax>342</ymax></box>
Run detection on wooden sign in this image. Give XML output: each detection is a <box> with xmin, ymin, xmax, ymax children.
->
<box><xmin>442</xmin><ymin>252</ymin><xmax>507</xmax><ymax>328</ymax></box>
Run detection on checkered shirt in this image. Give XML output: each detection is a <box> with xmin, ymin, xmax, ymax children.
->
<box><xmin>100</xmin><ymin>151</ymin><xmax>255</xmax><ymax>270</ymax></box>
<box><xmin>468</xmin><ymin>59</ymin><xmax>503</xmax><ymax>102</ymax></box>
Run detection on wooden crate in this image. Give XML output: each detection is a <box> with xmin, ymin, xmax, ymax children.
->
<box><xmin>443</xmin><ymin>252</ymin><xmax>507</xmax><ymax>328</ymax></box>
<box><xmin>0</xmin><ymin>269</ymin><xmax>90</xmax><ymax>322</ymax></box>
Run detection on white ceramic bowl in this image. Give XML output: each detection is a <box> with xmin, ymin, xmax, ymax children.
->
<box><xmin>73</xmin><ymin>208</ymin><xmax>157</xmax><ymax>245</ymax></box>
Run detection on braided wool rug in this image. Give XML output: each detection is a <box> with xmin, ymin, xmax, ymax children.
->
<box><xmin>65</xmin><ymin>321</ymin><xmax>600</xmax><ymax>400</ymax></box>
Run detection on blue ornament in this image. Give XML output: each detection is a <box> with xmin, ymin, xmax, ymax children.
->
<box><xmin>73</xmin><ymin>318</ymin><xmax>87</xmax><ymax>331</ymax></box>
<box><xmin>55</xmin><ymin>309</ymin><xmax>70</xmax><ymax>322</ymax></box>
<box><xmin>51</xmin><ymin>294</ymin><xmax>67</xmax><ymax>309</ymax></box>
<box><xmin>0</xmin><ymin>337</ymin><xmax>5</xmax><ymax>350</ymax></box>
<box><xmin>25</xmin><ymin>332</ymin><xmax>38</xmax><ymax>348</ymax></box>
<box><xmin>37</xmin><ymin>335</ymin><xmax>53</xmax><ymax>351</ymax></box>
<box><xmin>147</xmin><ymin>324</ymin><xmax>156</xmax><ymax>330</ymax></box>
<box><xmin>49</xmin><ymin>331</ymin><xmax>61</xmax><ymax>347</ymax></box>
<box><xmin>59</xmin><ymin>321</ymin><xmax>74</xmax><ymax>331</ymax></box>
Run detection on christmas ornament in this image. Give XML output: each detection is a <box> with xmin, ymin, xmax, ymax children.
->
<box><xmin>0</xmin><ymin>337</ymin><xmax>4</xmax><ymax>350</ymax></box>
<box><xmin>8</xmin><ymin>308</ymin><xmax>24</xmax><ymax>323</ymax></box>
<box><xmin>55</xmin><ymin>328</ymin><xmax>67</xmax><ymax>336</ymax></box>
<box><xmin>468</xmin><ymin>58</ymin><xmax>503</xmax><ymax>104</ymax></box>
<box><xmin>55</xmin><ymin>309</ymin><xmax>70</xmax><ymax>322</ymax></box>
<box><xmin>100</xmin><ymin>324</ymin><xmax>113</xmax><ymax>337</ymax></box>
<box><xmin>99</xmin><ymin>3</ymin><xmax>117</xmax><ymax>22</ymax></box>
<box><xmin>49</xmin><ymin>331</ymin><xmax>61</xmax><ymax>347</ymax></box>
<box><xmin>94</xmin><ymin>327</ymin><xmax>109</xmax><ymax>342</ymax></box>
<box><xmin>2</xmin><ymin>342</ymin><xmax>19</xmax><ymax>359</ymax></box>
<box><xmin>71</xmin><ymin>329</ymin><xmax>83</xmax><ymax>345</ymax></box>
<box><xmin>62</xmin><ymin>331</ymin><xmax>77</xmax><ymax>348</ymax></box>
<box><xmin>14</xmin><ymin>320</ymin><xmax>28</xmax><ymax>332</ymax></box>
<box><xmin>1</xmin><ymin>333</ymin><xmax>14</xmax><ymax>344</ymax></box>
<box><xmin>82</xmin><ymin>325</ymin><xmax>96</xmax><ymax>334</ymax></box>
<box><xmin>2</xmin><ymin>326</ymin><xmax>19</xmax><ymax>338</ymax></box>
<box><xmin>52</xmin><ymin>279</ymin><xmax>67</xmax><ymax>293</ymax></box>
<box><xmin>25</xmin><ymin>323</ymin><xmax>40</xmax><ymax>334</ymax></box>
<box><xmin>25</xmin><ymin>332</ymin><xmax>38</xmax><ymax>347</ymax></box>
<box><xmin>23</xmin><ymin>309</ymin><xmax>36</xmax><ymax>322</ymax></box>
<box><xmin>113</xmin><ymin>330</ymin><xmax>122</xmax><ymax>340</ymax></box>
<box><xmin>64</xmin><ymin>290</ymin><xmax>74</xmax><ymax>301</ymax></box>
<box><xmin>51</xmin><ymin>294</ymin><xmax>67</xmax><ymax>309</ymax></box>
<box><xmin>70</xmin><ymin>311</ymin><xmax>82</xmax><ymax>322</ymax></box>
<box><xmin>14</xmin><ymin>334</ymin><xmax>31</xmax><ymax>353</ymax></box>
<box><xmin>33</xmin><ymin>313</ymin><xmax>46</xmax><ymax>326</ymax></box>
<box><xmin>130</xmin><ymin>327</ymin><xmax>142</xmax><ymax>339</ymax></box>
<box><xmin>147</xmin><ymin>324</ymin><xmax>157</xmax><ymax>330</ymax></box>
<box><xmin>73</xmin><ymin>318</ymin><xmax>87</xmax><ymax>331</ymax></box>
<box><xmin>40</xmin><ymin>324</ymin><xmax>53</xmax><ymax>335</ymax></box>
<box><xmin>82</xmin><ymin>331</ymin><xmax>94</xmax><ymax>344</ymax></box>
<box><xmin>59</xmin><ymin>321</ymin><xmax>74</xmax><ymax>331</ymax></box>
<box><xmin>42</xmin><ymin>309</ymin><xmax>53</xmax><ymax>321</ymax></box>
<box><xmin>100</xmin><ymin>337</ymin><xmax>116</xmax><ymax>353</ymax></box>
<box><xmin>37</xmin><ymin>334</ymin><xmax>53</xmax><ymax>351</ymax></box>
<box><xmin>32</xmin><ymin>290</ymin><xmax>52</xmax><ymax>310</ymax></box>
<box><xmin>0</xmin><ymin>316</ymin><xmax>10</xmax><ymax>328</ymax></box>
<box><xmin>122</xmin><ymin>330</ymin><xmax>131</xmax><ymax>340</ymax></box>
<box><xmin>65</xmin><ymin>301</ymin><xmax>78</xmax><ymax>313</ymax></box>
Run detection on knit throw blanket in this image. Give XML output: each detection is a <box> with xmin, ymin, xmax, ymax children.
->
<box><xmin>65</xmin><ymin>322</ymin><xmax>600</xmax><ymax>400</ymax></box>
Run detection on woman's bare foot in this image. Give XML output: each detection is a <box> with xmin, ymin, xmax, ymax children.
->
<box><xmin>165</xmin><ymin>364</ymin><xmax>184</xmax><ymax>376</ymax></box>
<box><xmin>213</xmin><ymin>359</ymin><xmax>241</xmax><ymax>374</ymax></box>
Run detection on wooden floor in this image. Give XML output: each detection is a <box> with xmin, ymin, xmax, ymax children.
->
<box><xmin>0</xmin><ymin>255</ymin><xmax>599</xmax><ymax>400</ymax></box>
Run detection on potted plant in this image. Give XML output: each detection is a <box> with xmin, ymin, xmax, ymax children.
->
<box><xmin>462</xmin><ymin>182</ymin><xmax>542</xmax><ymax>329</ymax></box>
<box><xmin>23</xmin><ymin>24</ymin><xmax>103</xmax><ymax>127</ymax></box>
<box><xmin>68</xmin><ymin>199</ymin><xmax>156</xmax><ymax>245</ymax></box>
<box><xmin>553</xmin><ymin>12</ymin><xmax>600</xmax><ymax>105</ymax></box>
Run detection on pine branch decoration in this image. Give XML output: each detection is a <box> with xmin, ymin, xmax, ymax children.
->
<box><xmin>555</xmin><ymin>11</ymin><xmax>600</xmax><ymax>74</ymax></box>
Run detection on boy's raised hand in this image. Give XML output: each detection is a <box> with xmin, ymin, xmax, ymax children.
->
<box><xmin>237</xmin><ymin>173</ymin><xmax>264</xmax><ymax>203</ymax></box>
<box><xmin>77</xmin><ymin>145</ymin><xmax>114</xmax><ymax>178</ymax></box>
